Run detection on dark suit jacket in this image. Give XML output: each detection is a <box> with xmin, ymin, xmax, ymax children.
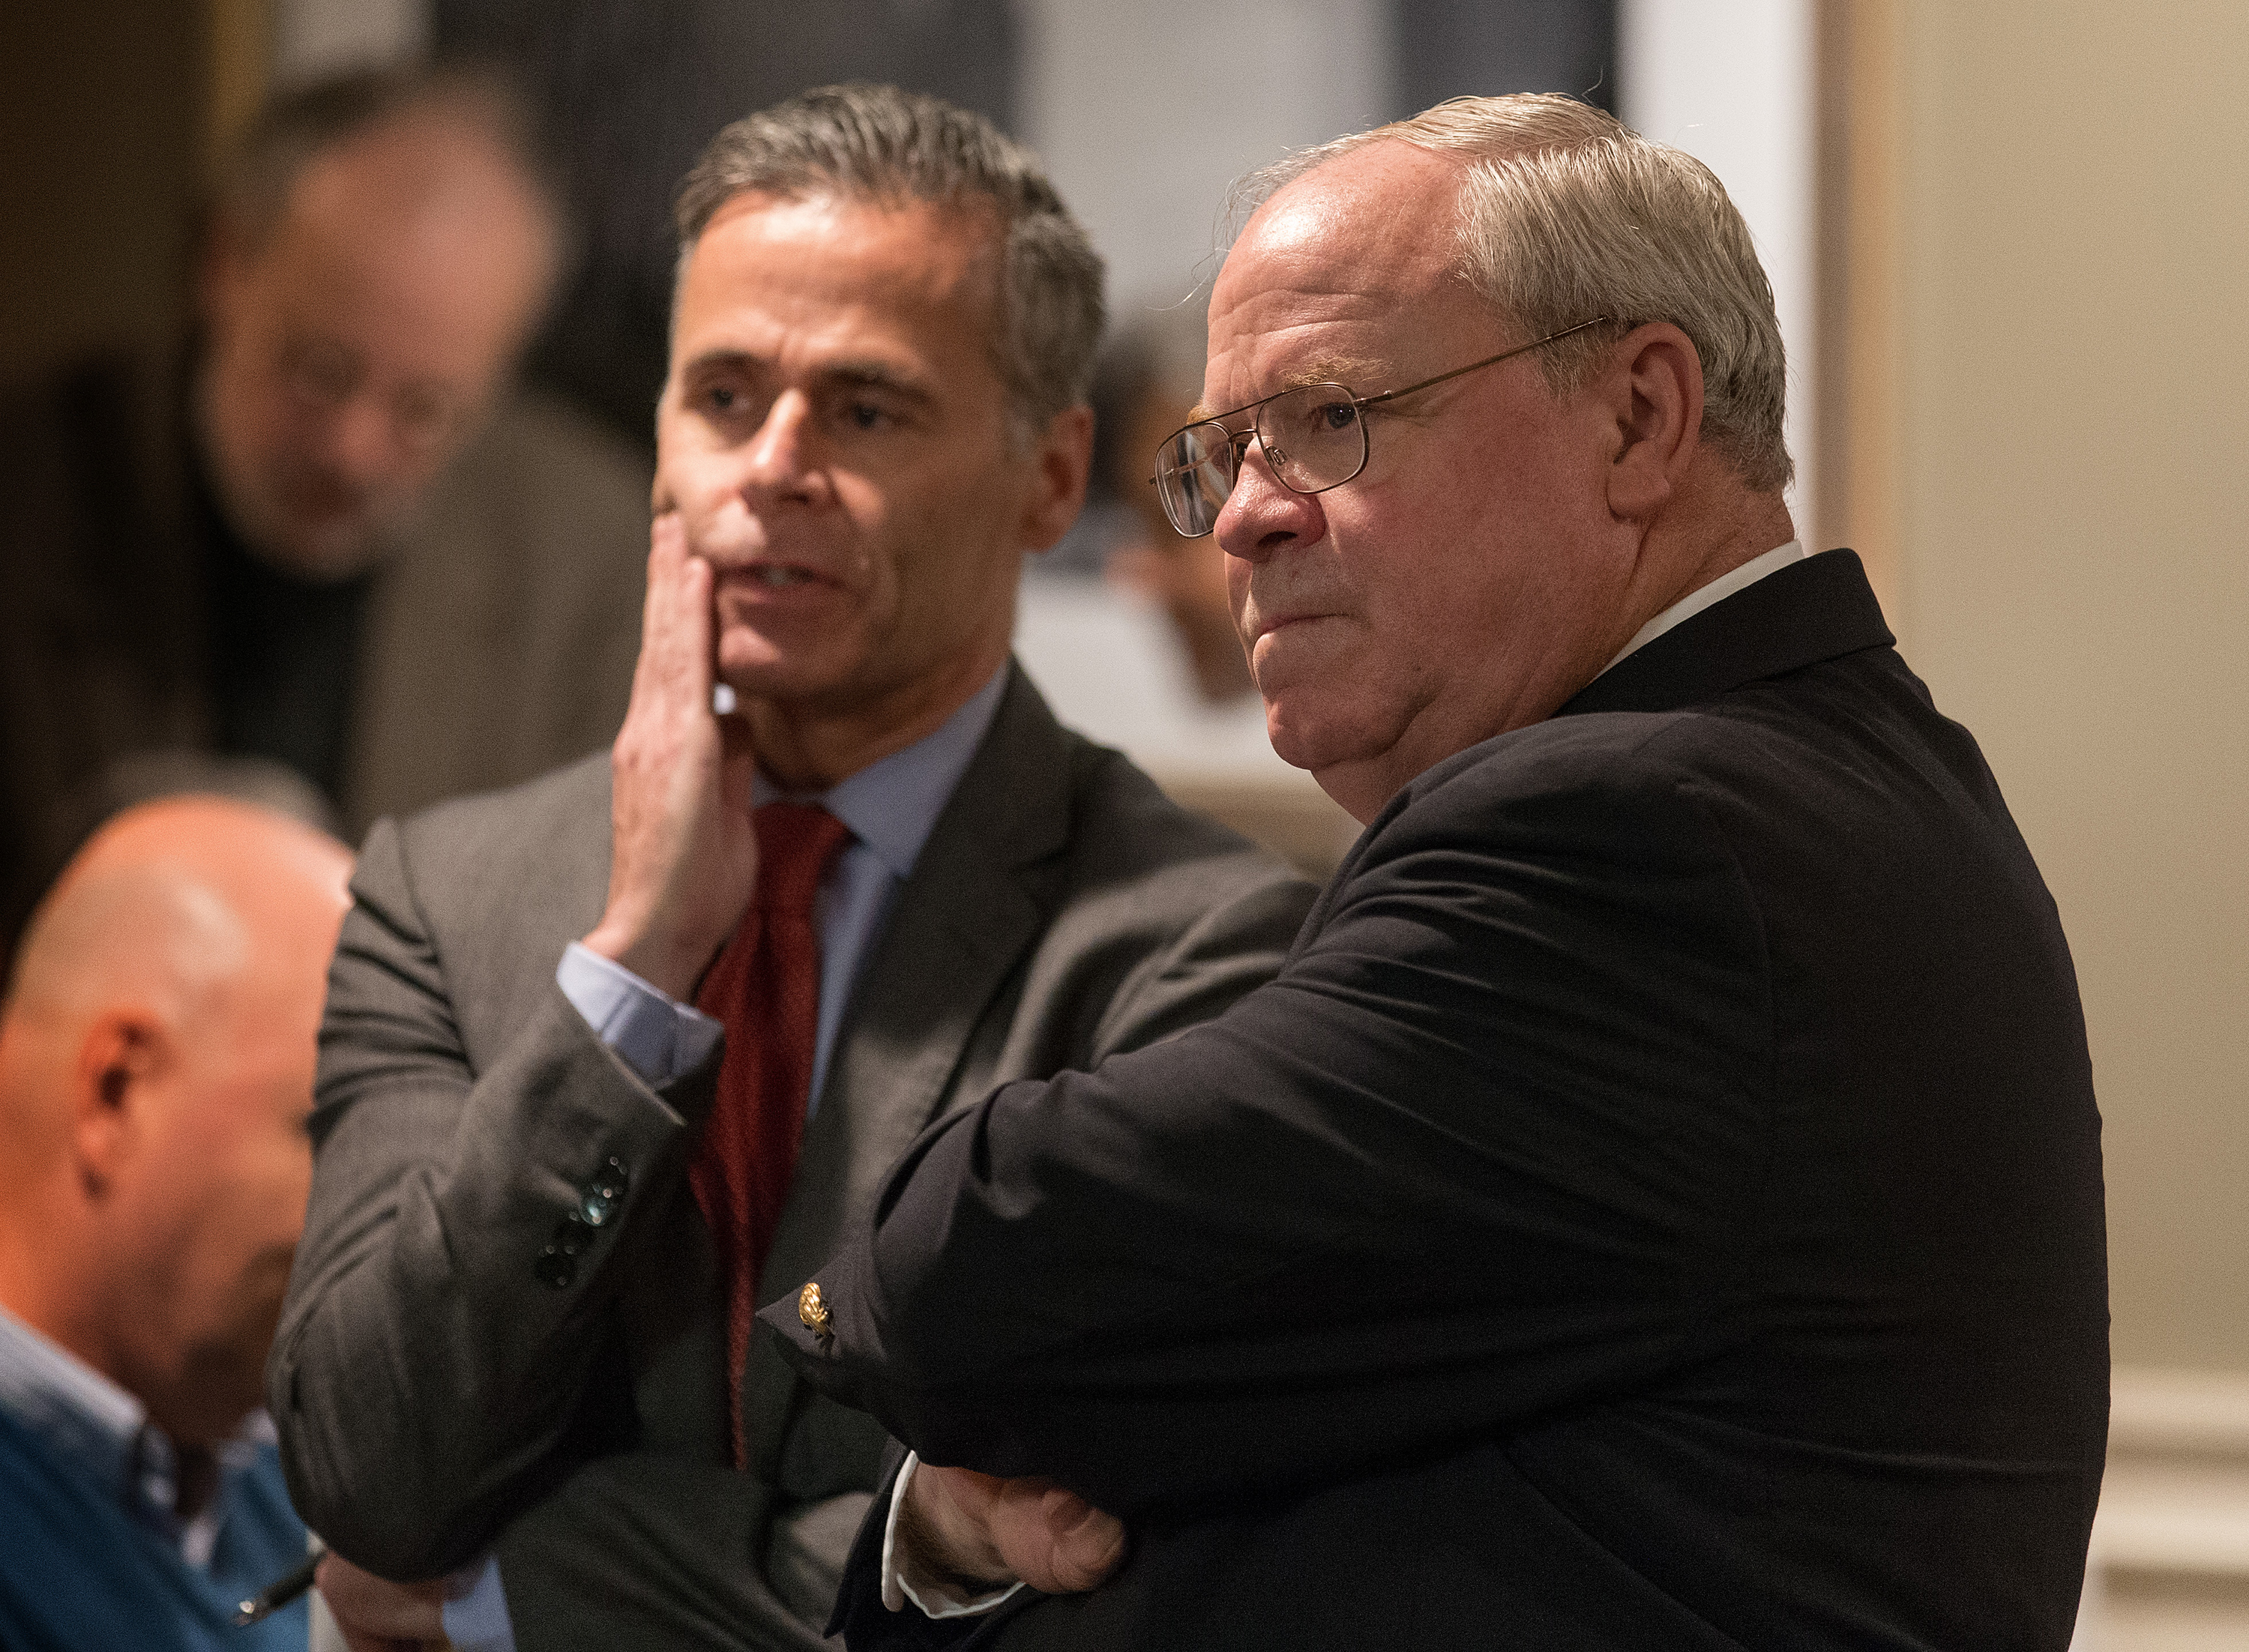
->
<box><xmin>269</xmin><ymin>666</ymin><xmax>1317</xmax><ymax>1649</ymax></box>
<box><xmin>0</xmin><ymin>352</ymin><xmax>650</xmax><ymax>960</ymax></box>
<box><xmin>768</xmin><ymin>552</ymin><xmax>2110</xmax><ymax>1651</ymax></box>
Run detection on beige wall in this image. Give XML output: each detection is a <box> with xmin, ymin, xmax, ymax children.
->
<box><xmin>1868</xmin><ymin>2</ymin><xmax>2249</xmax><ymax>1368</ymax></box>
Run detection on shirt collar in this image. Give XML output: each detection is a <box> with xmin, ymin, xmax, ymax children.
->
<box><xmin>0</xmin><ymin>1301</ymin><xmax>269</xmax><ymax>1566</ymax></box>
<box><xmin>0</xmin><ymin>1300</ymin><xmax>146</xmax><ymax>1476</ymax></box>
<box><xmin>1601</xmin><ymin>540</ymin><xmax>1807</xmax><ymax>674</ymax></box>
<box><xmin>753</xmin><ymin>664</ymin><xmax>1009</xmax><ymax>882</ymax></box>
<box><xmin>0</xmin><ymin>1298</ymin><xmax>199</xmax><ymax>1544</ymax></box>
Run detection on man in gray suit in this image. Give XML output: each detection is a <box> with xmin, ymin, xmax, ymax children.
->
<box><xmin>270</xmin><ymin>85</ymin><xmax>1314</xmax><ymax>1652</ymax></box>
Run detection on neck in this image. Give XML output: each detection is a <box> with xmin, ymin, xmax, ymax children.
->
<box><xmin>1606</xmin><ymin>487</ymin><xmax>1797</xmax><ymax>664</ymax></box>
<box><xmin>742</xmin><ymin>641</ymin><xmax>1008</xmax><ymax>792</ymax></box>
<box><xmin>0</xmin><ymin>1222</ymin><xmax>115</xmax><ymax>1391</ymax></box>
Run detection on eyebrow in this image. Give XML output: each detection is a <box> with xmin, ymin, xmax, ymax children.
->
<box><xmin>1187</xmin><ymin>353</ymin><xmax>1397</xmax><ymax>424</ymax></box>
<box><xmin>822</xmin><ymin>360</ymin><xmax>940</xmax><ymax>409</ymax></box>
<box><xmin>677</xmin><ymin>349</ymin><xmax>940</xmax><ymax>410</ymax></box>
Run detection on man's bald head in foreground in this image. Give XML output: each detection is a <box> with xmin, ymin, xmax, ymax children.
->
<box><xmin>0</xmin><ymin>799</ymin><xmax>351</xmax><ymax>1447</ymax></box>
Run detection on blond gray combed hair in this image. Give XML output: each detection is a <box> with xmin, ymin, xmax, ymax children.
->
<box><xmin>675</xmin><ymin>83</ymin><xmax>1104</xmax><ymax>438</ymax></box>
<box><xmin>1235</xmin><ymin>94</ymin><xmax>1792</xmax><ymax>492</ymax></box>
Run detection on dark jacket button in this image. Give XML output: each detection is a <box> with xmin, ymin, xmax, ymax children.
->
<box><xmin>535</xmin><ymin>1246</ymin><xmax>576</xmax><ymax>1289</ymax></box>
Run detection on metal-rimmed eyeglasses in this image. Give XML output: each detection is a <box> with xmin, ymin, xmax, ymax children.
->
<box><xmin>1149</xmin><ymin>316</ymin><xmax>1611</xmax><ymax>538</ymax></box>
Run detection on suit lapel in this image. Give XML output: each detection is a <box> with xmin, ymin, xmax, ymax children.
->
<box><xmin>741</xmin><ymin>665</ymin><xmax>1077</xmax><ymax>1470</ymax></box>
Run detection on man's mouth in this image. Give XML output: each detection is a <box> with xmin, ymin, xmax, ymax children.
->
<box><xmin>750</xmin><ymin>564</ymin><xmax>817</xmax><ymax>588</ymax></box>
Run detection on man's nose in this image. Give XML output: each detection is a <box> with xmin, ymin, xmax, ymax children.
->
<box><xmin>739</xmin><ymin>391</ymin><xmax>824</xmax><ymax>502</ymax></box>
<box><xmin>320</xmin><ymin>392</ymin><xmax>401</xmax><ymax>489</ymax></box>
<box><xmin>1215</xmin><ymin>441</ymin><xmax>1322</xmax><ymax>563</ymax></box>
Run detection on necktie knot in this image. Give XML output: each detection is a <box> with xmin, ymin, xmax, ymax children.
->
<box><xmin>753</xmin><ymin>802</ymin><xmax>850</xmax><ymax>917</ymax></box>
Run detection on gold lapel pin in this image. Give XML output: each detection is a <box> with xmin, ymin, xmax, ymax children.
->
<box><xmin>798</xmin><ymin>1281</ymin><xmax>833</xmax><ymax>1342</ymax></box>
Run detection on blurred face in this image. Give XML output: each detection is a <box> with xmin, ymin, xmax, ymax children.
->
<box><xmin>1107</xmin><ymin>382</ymin><xmax>1254</xmax><ymax>703</ymax></box>
<box><xmin>101</xmin><ymin>961</ymin><xmax>324</xmax><ymax>1445</ymax></box>
<box><xmin>197</xmin><ymin>116</ymin><xmax>551</xmax><ymax>578</ymax></box>
<box><xmin>657</xmin><ymin>193</ymin><xmax>1071</xmax><ymax>731</ymax></box>
<box><xmin>1207</xmin><ymin>142</ymin><xmax>1637</xmax><ymax>820</ymax></box>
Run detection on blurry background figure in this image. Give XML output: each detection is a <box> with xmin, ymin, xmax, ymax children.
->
<box><xmin>1094</xmin><ymin>301</ymin><xmax>1256</xmax><ymax>706</ymax></box>
<box><xmin>0</xmin><ymin>796</ymin><xmax>352</xmax><ymax>1652</ymax></box>
<box><xmin>0</xmin><ymin>61</ymin><xmax>651</xmax><ymax>974</ymax></box>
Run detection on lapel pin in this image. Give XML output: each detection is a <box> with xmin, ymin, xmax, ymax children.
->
<box><xmin>798</xmin><ymin>1280</ymin><xmax>834</xmax><ymax>1344</ymax></box>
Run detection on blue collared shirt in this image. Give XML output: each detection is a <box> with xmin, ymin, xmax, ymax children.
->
<box><xmin>0</xmin><ymin>1303</ymin><xmax>309</xmax><ymax>1647</ymax></box>
<box><xmin>0</xmin><ymin>1305</ymin><xmax>260</xmax><ymax>1567</ymax></box>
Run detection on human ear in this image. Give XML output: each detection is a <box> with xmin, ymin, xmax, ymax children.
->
<box><xmin>1017</xmin><ymin>403</ymin><xmax>1095</xmax><ymax>554</ymax></box>
<box><xmin>1604</xmin><ymin>322</ymin><xmax>1704</xmax><ymax>522</ymax></box>
<box><xmin>70</xmin><ymin>1010</ymin><xmax>167</xmax><ymax>1196</ymax></box>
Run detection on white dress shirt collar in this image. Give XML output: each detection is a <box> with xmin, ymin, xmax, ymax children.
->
<box><xmin>1601</xmin><ymin>540</ymin><xmax>1807</xmax><ymax>675</ymax></box>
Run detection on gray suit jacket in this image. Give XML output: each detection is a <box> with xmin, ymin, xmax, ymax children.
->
<box><xmin>269</xmin><ymin>666</ymin><xmax>1317</xmax><ymax>1650</ymax></box>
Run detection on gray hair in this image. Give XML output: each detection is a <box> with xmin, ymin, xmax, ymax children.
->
<box><xmin>1233</xmin><ymin>94</ymin><xmax>1792</xmax><ymax>492</ymax></box>
<box><xmin>214</xmin><ymin>61</ymin><xmax>566</xmax><ymax>264</ymax></box>
<box><xmin>673</xmin><ymin>83</ymin><xmax>1104</xmax><ymax>436</ymax></box>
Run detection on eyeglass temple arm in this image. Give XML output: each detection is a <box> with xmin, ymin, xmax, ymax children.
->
<box><xmin>1145</xmin><ymin>316</ymin><xmax>1611</xmax><ymax>483</ymax></box>
<box><xmin>1351</xmin><ymin>316</ymin><xmax>1613</xmax><ymax>412</ymax></box>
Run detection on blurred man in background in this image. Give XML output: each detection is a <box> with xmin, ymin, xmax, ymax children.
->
<box><xmin>0</xmin><ymin>797</ymin><xmax>351</xmax><ymax>1651</ymax></box>
<box><xmin>1092</xmin><ymin>304</ymin><xmax>1255</xmax><ymax>705</ymax></box>
<box><xmin>0</xmin><ymin>62</ymin><xmax>651</xmax><ymax>972</ymax></box>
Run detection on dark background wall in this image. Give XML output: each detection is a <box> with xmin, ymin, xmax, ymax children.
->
<box><xmin>1394</xmin><ymin>0</ymin><xmax>1617</xmax><ymax>114</ymax></box>
<box><xmin>0</xmin><ymin>1</ymin><xmax>202</xmax><ymax>394</ymax></box>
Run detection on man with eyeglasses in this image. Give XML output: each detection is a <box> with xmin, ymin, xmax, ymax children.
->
<box><xmin>767</xmin><ymin>94</ymin><xmax>2107</xmax><ymax>1651</ymax></box>
<box><xmin>0</xmin><ymin>64</ymin><xmax>651</xmax><ymax>978</ymax></box>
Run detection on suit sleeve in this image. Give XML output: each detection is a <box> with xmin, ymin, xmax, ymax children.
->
<box><xmin>763</xmin><ymin>758</ymin><xmax>1774</xmax><ymax>1519</ymax></box>
<box><xmin>268</xmin><ymin>815</ymin><xmax>720</xmax><ymax>1579</ymax></box>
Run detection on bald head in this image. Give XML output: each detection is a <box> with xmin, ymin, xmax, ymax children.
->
<box><xmin>0</xmin><ymin>798</ymin><xmax>350</xmax><ymax>1444</ymax></box>
<box><xmin>5</xmin><ymin>796</ymin><xmax>347</xmax><ymax>1034</ymax></box>
<box><xmin>197</xmin><ymin>81</ymin><xmax>562</xmax><ymax>579</ymax></box>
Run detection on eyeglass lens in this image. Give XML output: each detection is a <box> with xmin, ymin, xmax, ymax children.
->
<box><xmin>1154</xmin><ymin>384</ymin><xmax>1367</xmax><ymax>538</ymax></box>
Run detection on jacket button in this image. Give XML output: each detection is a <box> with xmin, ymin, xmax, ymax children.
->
<box><xmin>535</xmin><ymin>1245</ymin><xmax>576</xmax><ymax>1289</ymax></box>
<box><xmin>553</xmin><ymin>1214</ymin><xmax>597</xmax><ymax>1257</ymax></box>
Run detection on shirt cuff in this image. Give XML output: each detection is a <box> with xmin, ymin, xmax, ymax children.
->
<box><xmin>882</xmin><ymin>1453</ymin><xmax>1026</xmax><ymax>1619</ymax></box>
<box><xmin>440</xmin><ymin>1556</ymin><xmax>514</xmax><ymax>1652</ymax></box>
<box><xmin>556</xmin><ymin>941</ymin><xmax>723</xmax><ymax>1087</ymax></box>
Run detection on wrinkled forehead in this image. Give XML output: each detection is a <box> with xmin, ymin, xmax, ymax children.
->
<box><xmin>1204</xmin><ymin>145</ymin><xmax>1469</xmax><ymax>403</ymax></box>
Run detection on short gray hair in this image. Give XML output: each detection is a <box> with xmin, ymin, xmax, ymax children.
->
<box><xmin>674</xmin><ymin>83</ymin><xmax>1104</xmax><ymax>435</ymax></box>
<box><xmin>1235</xmin><ymin>94</ymin><xmax>1792</xmax><ymax>492</ymax></box>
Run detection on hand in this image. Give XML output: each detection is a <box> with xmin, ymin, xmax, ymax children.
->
<box><xmin>582</xmin><ymin>512</ymin><xmax>759</xmax><ymax>999</ymax></box>
<box><xmin>902</xmin><ymin>1462</ymin><xmax>1127</xmax><ymax>1596</ymax></box>
<box><xmin>313</xmin><ymin>1553</ymin><xmax>448</xmax><ymax>1652</ymax></box>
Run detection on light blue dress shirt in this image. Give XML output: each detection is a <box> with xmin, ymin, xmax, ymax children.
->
<box><xmin>454</xmin><ymin>664</ymin><xmax>1010</xmax><ymax>1650</ymax></box>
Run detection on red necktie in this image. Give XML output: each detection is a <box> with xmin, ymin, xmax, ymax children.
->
<box><xmin>690</xmin><ymin>801</ymin><xmax>851</xmax><ymax>1468</ymax></box>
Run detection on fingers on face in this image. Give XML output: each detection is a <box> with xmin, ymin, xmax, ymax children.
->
<box><xmin>635</xmin><ymin>512</ymin><xmax>714</xmax><ymax>699</ymax></box>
